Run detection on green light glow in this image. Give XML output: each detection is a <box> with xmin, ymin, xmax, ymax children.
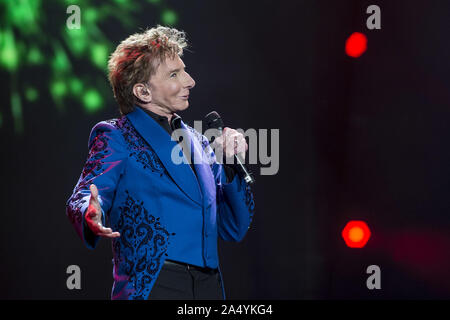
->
<box><xmin>25</xmin><ymin>87</ymin><xmax>39</xmax><ymax>102</ymax></box>
<box><xmin>91</xmin><ymin>44</ymin><xmax>108</xmax><ymax>69</ymax></box>
<box><xmin>85</xmin><ymin>8</ymin><xmax>99</xmax><ymax>23</ymax></box>
<box><xmin>52</xmin><ymin>46</ymin><xmax>71</xmax><ymax>73</ymax></box>
<box><xmin>113</xmin><ymin>0</ymin><xmax>136</xmax><ymax>9</ymax></box>
<box><xmin>0</xmin><ymin>29</ymin><xmax>19</xmax><ymax>71</ymax></box>
<box><xmin>27</xmin><ymin>47</ymin><xmax>44</xmax><ymax>64</ymax></box>
<box><xmin>51</xmin><ymin>80</ymin><xmax>68</xmax><ymax>98</ymax></box>
<box><xmin>83</xmin><ymin>89</ymin><xmax>103</xmax><ymax>113</ymax></box>
<box><xmin>64</xmin><ymin>0</ymin><xmax>82</xmax><ymax>4</ymax></box>
<box><xmin>161</xmin><ymin>9</ymin><xmax>177</xmax><ymax>25</ymax></box>
<box><xmin>1</xmin><ymin>0</ymin><xmax>174</xmax><ymax>134</ymax></box>
<box><xmin>69</xmin><ymin>78</ymin><xmax>83</xmax><ymax>95</ymax></box>
<box><xmin>64</xmin><ymin>28</ymin><xmax>88</xmax><ymax>56</ymax></box>
<box><xmin>6</xmin><ymin>0</ymin><xmax>41</xmax><ymax>33</ymax></box>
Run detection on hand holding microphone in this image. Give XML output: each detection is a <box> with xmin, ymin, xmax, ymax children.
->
<box><xmin>212</xmin><ymin>127</ymin><xmax>248</xmax><ymax>162</ymax></box>
<box><xmin>205</xmin><ymin>111</ymin><xmax>255</xmax><ymax>184</ymax></box>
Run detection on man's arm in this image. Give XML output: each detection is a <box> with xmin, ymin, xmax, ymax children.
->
<box><xmin>66</xmin><ymin>121</ymin><xmax>126</xmax><ymax>249</ymax></box>
<box><xmin>211</xmin><ymin>127</ymin><xmax>255</xmax><ymax>242</ymax></box>
<box><xmin>216</xmin><ymin>166</ymin><xmax>255</xmax><ymax>242</ymax></box>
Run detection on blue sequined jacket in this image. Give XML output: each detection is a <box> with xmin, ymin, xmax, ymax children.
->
<box><xmin>66</xmin><ymin>106</ymin><xmax>255</xmax><ymax>300</ymax></box>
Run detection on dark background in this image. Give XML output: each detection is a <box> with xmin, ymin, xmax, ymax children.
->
<box><xmin>1</xmin><ymin>0</ymin><xmax>450</xmax><ymax>299</ymax></box>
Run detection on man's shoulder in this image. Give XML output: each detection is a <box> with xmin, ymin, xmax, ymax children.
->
<box><xmin>90</xmin><ymin>116</ymin><xmax>130</xmax><ymax>133</ymax></box>
<box><xmin>87</xmin><ymin>117</ymin><xmax>130</xmax><ymax>146</ymax></box>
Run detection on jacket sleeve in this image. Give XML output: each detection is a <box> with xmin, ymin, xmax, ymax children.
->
<box><xmin>216</xmin><ymin>164</ymin><xmax>256</xmax><ymax>242</ymax></box>
<box><xmin>66</xmin><ymin>120</ymin><xmax>128</xmax><ymax>249</ymax></box>
<box><xmin>187</xmin><ymin>125</ymin><xmax>256</xmax><ymax>242</ymax></box>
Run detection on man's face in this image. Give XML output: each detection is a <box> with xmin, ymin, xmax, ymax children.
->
<box><xmin>148</xmin><ymin>55</ymin><xmax>195</xmax><ymax>113</ymax></box>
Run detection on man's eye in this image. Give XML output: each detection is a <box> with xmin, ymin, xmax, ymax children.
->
<box><xmin>170</xmin><ymin>73</ymin><xmax>177</xmax><ymax>78</ymax></box>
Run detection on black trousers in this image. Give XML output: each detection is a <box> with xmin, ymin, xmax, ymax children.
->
<box><xmin>147</xmin><ymin>260</ymin><xmax>224</xmax><ymax>300</ymax></box>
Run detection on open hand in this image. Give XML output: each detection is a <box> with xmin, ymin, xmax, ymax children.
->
<box><xmin>85</xmin><ymin>184</ymin><xmax>120</xmax><ymax>238</ymax></box>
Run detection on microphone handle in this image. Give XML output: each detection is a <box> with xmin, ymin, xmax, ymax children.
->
<box><xmin>234</xmin><ymin>153</ymin><xmax>255</xmax><ymax>184</ymax></box>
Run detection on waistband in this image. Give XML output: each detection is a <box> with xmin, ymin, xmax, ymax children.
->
<box><xmin>164</xmin><ymin>259</ymin><xmax>218</xmax><ymax>274</ymax></box>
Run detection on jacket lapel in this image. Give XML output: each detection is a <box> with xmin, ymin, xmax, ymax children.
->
<box><xmin>182</xmin><ymin>122</ymin><xmax>216</xmax><ymax>205</ymax></box>
<box><xmin>126</xmin><ymin>107</ymin><xmax>202</xmax><ymax>206</ymax></box>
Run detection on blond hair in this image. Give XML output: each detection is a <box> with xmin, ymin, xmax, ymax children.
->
<box><xmin>108</xmin><ymin>25</ymin><xmax>188</xmax><ymax>115</ymax></box>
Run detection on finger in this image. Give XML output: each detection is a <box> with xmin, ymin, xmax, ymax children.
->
<box><xmin>100</xmin><ymin>232</ymin><xmax>121</xmax><ymax>238</ymax></box>
<box><xmin>225</xmin><ymin>137</ymin><xmax>246</xmax><ymax>158</ymax></box>
<box><xmin>98</xmin><ymin>224</ymin><xmax>113</xmax><ymax>233</ymax></box>
<box><xmin>237</xmin><ymin>137</ymin><xmax>247</xmax><ymax>153</ymax></box>
<box><xmin>232</xmin><ymin>135</ymin><xmax>243</xmax><ymax>154</ymax></box>
<box><xmin>230</xmin><ymin>133</ymin><xmax>241</xmax><ymax>145</ymax></box>
<box><xmin>224</xmin><ymin>130</ymin><xmax>238</xmax><ymax>139</ymax></box>
<box><xmin>237</xmin><ymin>144</ymin><xmax>247</xmax><ymax>155</ymax></box>
<box><xmin>97</xmin><ymin>224</ymin><xmax>121</xmax><ymax>238</ymax></box>
<box><xmin>225</xmin><ymin>133</ymin><xmax>238</xmax><ymax>144</ymax></box>
<box><xmin>223</xmin><ymin>129</ymin><xmax>236</xmax><ymax>143</ymax></box>
<box><xmin>92</xmin><ymin>222</ymin><xmax>116</xmax><ymax>235</ymax></box>
<box><xmin>213</xmin><ymin>135</ymin><xmax>224</xmax><ymax>147</ymax></box>
<box><xmin>225</xmin><ymin>140</ymin><xmax>235</xmax><ymax>157</ymax></box>
<box><xmin>89</xmin><ymin>184</ymin><xmax>99</xmax><ymax>203</ymax></box>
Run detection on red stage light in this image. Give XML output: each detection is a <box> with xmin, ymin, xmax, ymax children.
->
<box><xmin>345</xmin><ymin>32</ymin><xmax>367</xmax><ymax>58</ymax></box>
<box><xmin>342</xmin><ymin>220</ymin><xmax>371</xmax><ymax>248</ymax></box>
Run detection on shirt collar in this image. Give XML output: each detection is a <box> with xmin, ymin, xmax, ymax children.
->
<box><xmin>138</xmin><ymin>106</ymin><xmax>169</xmax><ymax>122</ymax></box>
<box><xmin>136</xmin><ymin>105</ymin><xmax>183</xmax><ymax>133</ymax></box>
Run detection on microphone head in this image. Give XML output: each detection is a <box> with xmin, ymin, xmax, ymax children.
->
<box><xmin>204</xmin><ymin>111</ymin><xmax>224</xmax><ymax>130</ymax></box>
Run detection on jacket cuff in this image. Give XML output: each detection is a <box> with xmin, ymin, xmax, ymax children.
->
<box><xmin>222</xmin><ymin>165</ymin><xmax>237</xmax><ymax>184</ymax></box>
<box><xmin>80</xmin><ymin>196</ymin><xmax>105</xmax><ymax>250</ymax></box>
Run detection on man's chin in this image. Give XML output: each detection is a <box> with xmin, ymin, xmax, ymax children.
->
<box><xmin>179</xmin><ymin>102</ymin><xmax>190</xmax><ymax>111</ymax></box>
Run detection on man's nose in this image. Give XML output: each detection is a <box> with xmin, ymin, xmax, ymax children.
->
<box><xmin>185</xmin><ymin>74</ymin><xmax>195</xmax><ymax>89</ymax></box>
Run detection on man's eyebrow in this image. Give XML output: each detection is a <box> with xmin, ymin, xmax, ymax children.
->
<box><xmin>168</xmin><ymin>67</ymin><xmax>185</xmax><ymax>74</ymax></box>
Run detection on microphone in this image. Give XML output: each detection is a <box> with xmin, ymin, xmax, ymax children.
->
<box><xmin>204</xmin><ymin>111</ymin><xmax>255</xmax><ymax>185</ymax></box>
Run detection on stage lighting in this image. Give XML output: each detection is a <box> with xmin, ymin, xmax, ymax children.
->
<box><xmin>345</xmin><ymin>32</ymin><xmax>367</xmax><ymax>58</ymax></box>
<box><xmin>342</xmin><ymin>220</ymin><xmax>371</xmax><ymax>248</ymax></box>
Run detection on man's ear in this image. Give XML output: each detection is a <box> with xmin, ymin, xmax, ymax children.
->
<box><xmin>133</xmin><ymin>83</ymin><xmax>152</xmax><ymax>103</ymax></box>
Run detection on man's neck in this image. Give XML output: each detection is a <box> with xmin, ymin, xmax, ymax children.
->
<box><xmin>139</xmin><ymin>104</ymin><xmax>174</xmax><ymax>123</ymax></box>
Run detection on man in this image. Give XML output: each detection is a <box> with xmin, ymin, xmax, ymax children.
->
<box><xmin>66</xmin><ymin>26</ymin><xmax>255</xmax><ymax>300</ymax></box>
